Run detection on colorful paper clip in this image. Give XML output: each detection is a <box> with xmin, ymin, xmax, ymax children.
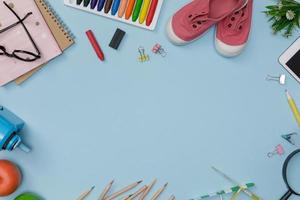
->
<box><xmin>267</xmin><ymin>144</ymin><xmax>285</xmax><ymax>158</ymax></box>
<box><xmin>282</xmin><ymin>132</ymin><xmax>298</xmax><ymax>145</ymax></box>
<box><xmin>138</xmin><ymin>46</ymin><xmax>149</xmax><ymax>62</ymax></box>
<box><xmin>152</xmin><ymin>43</ymin><xmax>167</xmax><ymax>57</ymax></box>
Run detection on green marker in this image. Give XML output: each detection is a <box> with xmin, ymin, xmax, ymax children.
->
<box><xmin>132</xmin><ymin>0</ymin><xmax>143</xmax><ymax>22</ymax></box>
<box><xmin>189</xmin><ymin>183</ymin><xmax>255</xmax><ymax>200</ymax></box>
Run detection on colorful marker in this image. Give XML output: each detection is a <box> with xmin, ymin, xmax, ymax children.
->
<box><xmin>77</xmin><ymin>0</ymin><xmax>84</xmax><ymax>5</ymax></box>
<box><xmin>132</xmin><ymin>0</ymin><xmax>143</xmax><ymax>22</ymax></box>
<box><xmin>139</xmin><ymin>0</ymin><xmax>151</xmax><ymax>24</ymax></box>
<box><xmin>104</xmin><ymin>0</ymin><xmax>113</xmax><ymax>13</ymax></box>
<box><xmin>146</xmin><ymin>0</ymin><xmax>158</xmax><ymax>26</ymax></box>
<box><xmin>111</xmin><ymin>0</ymin><xmax>121</xmax><ymax>15</ymax></box>
<box><xmin>83</xmin><ymin>0</ymin><xmax>91</xmax><ymax>7</ymax></box>
<box><xmin>125</xmin><ymin>0</ymin><xmax>136</xmax><ymax>20</ymax></box>
<box><xmin>90</xmin><ymin>0</ymin><xmax>99</xmax><ymax>9</ymax></box>
<box><xmin>86</xmin><ymin>30</ymin><xmax>105</xmax><ymax>61</ymax></box>
<box><xmin>97</xmin><ymin>0</ymin><xmax>106</xmax><ymax>11</ymax></box>
<box><xmin>118</xmin><ymin>0</ymin><xmax>128</xmax><ymax>18</ymax></box>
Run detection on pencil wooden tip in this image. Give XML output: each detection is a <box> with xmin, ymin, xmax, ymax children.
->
<box><xmin>110</xmin><ymin>180</ymin><xmax>115</xmax><ymax>184</ymax></box>
<box><xmin>163</xmin><ymin>183</ymin><xmax>168</xmax><ymax>187</ymax></box>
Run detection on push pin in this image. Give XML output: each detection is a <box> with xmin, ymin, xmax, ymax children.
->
<box><xmin>268</xmin><ymin>144</ymin><xmax>285</xmax><ymax>158</ymax></box>
<box><xmin>282</xmin><ymin>132</ymin><xmax>298</xmax><ymax>145</ymax></box>
<box><xmin>266</xmin><ymin>74</ymin><xmax>286</xmax><ymax>85</ymax></box>
<box><xmin>152</xmin><ymin>43</ymin><xmax>167</xmax><ymax>57</ymax></box>
<box><xmin>138</xmin><ymin>46</ymin><xmax>149</xmax><ymax>62</ymax></box>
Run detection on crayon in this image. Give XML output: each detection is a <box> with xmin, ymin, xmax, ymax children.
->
<box><xmin>86</xmin><ymin>30</ymin><xmax>105</xmax><ymax>61</ymax></box>
<box><xmin>118</xmin><ymin>0</ymin><xmax>128</xmax><ymax>18</ymax></box>
<box><xmin>146</xmin><ymin>0</ymin><xmax>158</xmax><ymax>26</ymax></box>
<box><xmin>111</xmin><ymin>0</ymin><xmax>121</xmax><ymax>15</ymax></box>
<box><xmin>125</xmin><ymin>0</ymin><xmax>136</xmax><ymax>20</ymax></box>
<box><xmin>90</xmin><ymin>0</ymin><xmax>99</xmax><ymax>9</ymax></box>
<box><xmin>104</xmin><ymin>0</ymin><xmax>113</xmax><ymax>13</ymax></box>
<box><xmin>97</xmin><ymin>0</ymin><xmax>106</xmax><ymax>11</ymax></box>
<box><xmin>138</xmin><ymin>0</ymin><xmax>150</xmax><ymax>24</ymax></box>
<box><xmin>132</xmin><ymin>0</ymin><xmax>143</xmax><ymax>22</ymax></box>
<box><xmin>77</xmin><ymin>0</ymin><xmax>84</xmax><ymax>5</ymax></box>
<box><xmin>83</xmin><ymin>0</ymin><xmax>91</xmax><ymax>7</ymax></box>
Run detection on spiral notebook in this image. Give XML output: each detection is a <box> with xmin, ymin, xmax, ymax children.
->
<box><xmin>14</xmin><ymin>0</ymin><xmax>75</xmax><ymax>85</ymax></box>
<box><xmin>0</xmin><ymin>0</ymin><xmax>74</xmax><ymax>86</ymax></box>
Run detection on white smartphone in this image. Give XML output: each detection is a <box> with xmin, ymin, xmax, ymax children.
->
<box><xmin>279</xmin><ymin>37</ymin><xmax>300</xmax><ymax>83</ymax></box>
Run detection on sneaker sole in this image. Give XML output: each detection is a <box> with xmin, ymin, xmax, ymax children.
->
<box><xmin>215</xmin><ymin>37</ymin><xmax>246</xmax><ymax>57</ymax></box>
<box><xmin>166</xmin><ymin>17</ymin><xmax>212</xmax><ymax>46</ymax></box>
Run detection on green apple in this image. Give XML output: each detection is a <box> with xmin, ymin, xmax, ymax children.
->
<box><xmin>14</xmin><ymin>192</ymin><xmax>42</xmax><ymax>200</ymax></box>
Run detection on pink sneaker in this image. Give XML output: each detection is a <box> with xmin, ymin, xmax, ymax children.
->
<box><xmin>215</xmin><ymin>0</ymin><xmax>253</xmax><ymax>57</ymax></box>
<box><xmin>166</xmin><ymin>0</ymin><xmax>247</xmax><ymax>45</ymax></box>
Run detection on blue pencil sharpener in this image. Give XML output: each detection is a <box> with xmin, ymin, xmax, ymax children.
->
<box><xmin>0</xmin><ymin>105</ymin><xmax>31</xmax><ymax>153</ymax></box>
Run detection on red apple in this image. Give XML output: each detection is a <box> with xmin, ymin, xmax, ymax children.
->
<box><xmin>0</xmin><ymin>160</ymin><xmax>22</xmax><ymax>196</ymax></box>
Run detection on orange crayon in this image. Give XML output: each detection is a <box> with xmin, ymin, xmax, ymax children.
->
<box><xmin>125</xmin><ymin>0</ymin><xmax>136</xmax><ymax>20</ymax></box>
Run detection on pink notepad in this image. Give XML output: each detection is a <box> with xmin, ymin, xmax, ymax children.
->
<box><xmin>0</xmin><ymin>0</ymin><xmax>62</xmax><ymax>86</ymax></box>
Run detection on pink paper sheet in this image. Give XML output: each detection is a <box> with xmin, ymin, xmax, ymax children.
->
<box><xmin>0</xmin><ymin>0</ymin><xmax>62</xmax><ymax>86</ymax></box>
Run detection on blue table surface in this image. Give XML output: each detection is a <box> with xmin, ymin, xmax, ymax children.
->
<box><xmin>1</xmin><ymin>0</ymin><xmax>300</xmax><ymax>199</ymax></box>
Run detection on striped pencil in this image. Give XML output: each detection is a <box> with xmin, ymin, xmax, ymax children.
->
<box><xmin>189</xmin><ymin>183</ymin><xmax>255</xmax><ymax>200</ymax></box>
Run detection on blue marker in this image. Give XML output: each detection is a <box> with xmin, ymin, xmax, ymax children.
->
<box><xmin>97</xmin><ymin>0</ymin><xmax>106</xmax><ymax>11</ymax></box>
<box><xmin>90</xmin><ymin>0</ymin><xmax>99</xmax><ymax>9</ymax></box>
<box><xmin>111</xmin><ymin>0</ymin><xmax>121</xmax><ymax>16</ymax></box>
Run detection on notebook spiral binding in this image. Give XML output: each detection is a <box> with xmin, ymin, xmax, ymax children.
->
<box><xmin>39</xmin><ymin>0</ymin><xmax>75</xmax><ymax>40</ymax></box>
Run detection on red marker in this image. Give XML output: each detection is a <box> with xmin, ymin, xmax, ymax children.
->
<box><xmin>146</xmin><ymin>0</ymin><xmax>158</xmax><ymax>27</ymax></box>
<box><xmin>86</xmin><ymin>30</ymin><xmax>105</xmax><ymax>61</ymax></box>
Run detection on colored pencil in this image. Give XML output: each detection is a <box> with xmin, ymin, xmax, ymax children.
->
<box><xmin>125</xmin><ymin>0</ymin><xmax>136</xmax><ymax>19</ymax></box>
<box><xmin>139</xmin><ymin>0</ymin><xmax>151</xmax><ymax>24</ymax></box>
<box><xmin>169</xmin><ymin>195</ymin><xmax>175</xmax><ymax>200</ymax></box>
<box><xmin>91</xmin><ymin>0</ymin><xmax>99</xmax><ymax>9</ymax></box>
<box><xmin>138</xmin><ymin>179</ymin><xmax>157</xmax><ymax>200</ymax></box>
<box><xmin>77</xmin><ymin>0</ymin><xmax>84</xmax><ymax>5</ymax></box>
<box><xmin>286</xmin><ymin>90</ymin><xmax>300</xmax><ymax>126</ymax></box>
<box><xmin>98</xmin><ymin>180</ymin><xmax>114</xmax><ymax>200</ymax></box>
<box><xmin>97</xmin><ymin>0</ymin><xmax>106</xmax><ymax>11</ymax></box>
<box><xmin>150</xmin><ymin>183</ymin><xmax>168</xmax><ymax>200</ymax></box>
<box><xmin>111</xmin><ymin>0</ymin><xmax>121</xmax><ymax>15</ymax></box>
<box><xmin>118</xmin><ymin>0</ymin><xmax>128</xmax><ymax>17</ymax></box>
<box><xmin>146</xmin><ymin>0</ymin><xmax>158</xmax><ymax>26</ymax></box>
<box><xmin>104</xmin><ymin>0</ymin><xmax>113</xmax><ymax>13</ymax></box>
<box><xmin>84</xmin><ymin>0</ymin><xmax>91</xmax><ymax>7</ymax></box>
<box><xmin>77</xmin><ymin>186</ymin><xmax>95</xmax><ymax>200</ymax></box>
<box><xmin>132</xmin><ymin>0</ymin><xmax>143</xmax><ymax>22</ymax></box>
<box><xmin>105</xmin><ymin>180</ymin><xmax>143</xmax><ymax>200</ymax></box>
<box><xmin>127</xmin><ymin>185</ymin><xmax>147</xmax><ymax>200</ymax></box>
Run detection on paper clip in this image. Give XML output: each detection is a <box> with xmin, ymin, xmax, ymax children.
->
<box><xmin>266</xmin><ymin>74</ymin><xmax>286</xmax><ymax>85</ymax></box>
<box><xmin>138</xmin><ymin>46</ymin><xmax>149</xmax><ymax>62</ymax></box>
<box><xmin>152</xmin><ymin>43</ymin><xmax>167</xmax><ymax>57</ymax></box>
<box><xmin>268</xmin><ymin>144</ymin><xmax>285</xmax><ymax>158</ymax></box>
<box><xmin>282</xmin><ymin>132</ymin><xmax>298</xmax><ymax>145</ymax></box>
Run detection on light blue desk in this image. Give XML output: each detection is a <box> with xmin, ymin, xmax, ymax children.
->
<box><xmin>1</xmin><ymin>0</ymin><xmax>300</xmax><ymax>199</ymax></box>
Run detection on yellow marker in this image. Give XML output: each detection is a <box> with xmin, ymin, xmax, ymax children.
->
<box><xmin>286</xmin><ymin>90</ymin><xmax>300</xmax><ymax>126</ymax></box>
<box><xmin>139</xmin><ymin>0</ymin><xmax>151</xmax><ymax>24</ymax></box>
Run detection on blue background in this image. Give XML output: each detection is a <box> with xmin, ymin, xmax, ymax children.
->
<box><xmin>1</xmin><ymin>0</ymin><xmax>300</xmax><ymax>199</ymax></box>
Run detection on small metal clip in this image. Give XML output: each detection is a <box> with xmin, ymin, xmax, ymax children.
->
<box><xmin>152</xmin><ymin>43</ymin><xmax>167</xmax><ymax>57</ymax></box>
<box><xmin>266</xmin><ymin>74</ymin><xmax>286</xmax><ymax>85</ymax></box>
<box><xmin>138</xmin><ymin>46</ymin><xmax>149</xmax><ymax>62</ymax></box>
<box><xmin>268</xmin><ymin>144</ymin><xmax>285</xmax><ymax>158</ymax></box>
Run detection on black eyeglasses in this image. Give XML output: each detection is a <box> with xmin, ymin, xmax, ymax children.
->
<box><xmin>0</xmin><ymin>1</ymin><xmax>41</xmax><ymax>62</ymax></box>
